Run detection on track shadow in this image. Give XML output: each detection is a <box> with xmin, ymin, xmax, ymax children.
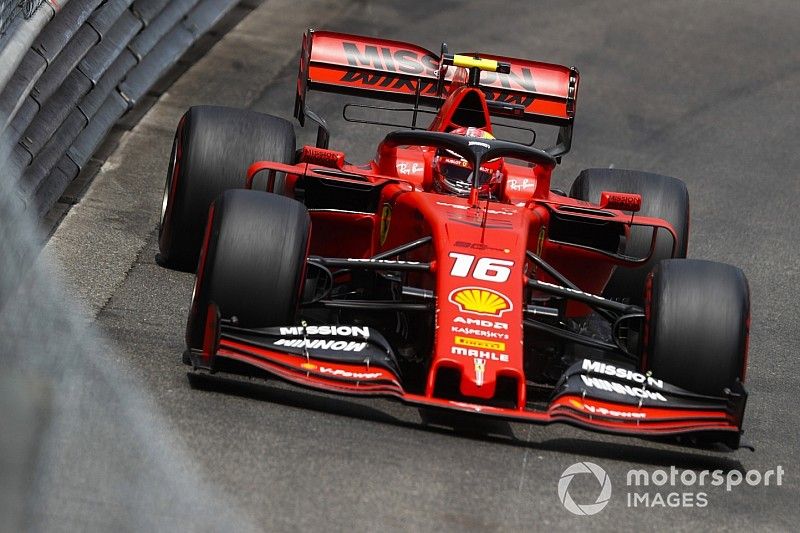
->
<box><xmin>187</xmin><ymin>372</ymin><xmax>745</xmax><ymax>473</ymax></box>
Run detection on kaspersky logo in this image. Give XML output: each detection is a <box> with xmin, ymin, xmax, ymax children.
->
<box><xmin>448</xmin><ymin>287</ymin><xmax>512</xmax><ymax>317</ymax></box>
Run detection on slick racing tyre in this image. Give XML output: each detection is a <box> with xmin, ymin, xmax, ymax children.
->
<box><xmin>570</xmin><ymin>168</ymin><xmax>689</xmax><ymax>305</ymax></box>
<box><xmin>186</xmin><ymin>189</ymin><xmax>310</xmax><ymax>351</ymax></box>
<box><xmin>159</xmin><ymin>105</ymin><xmax>296</xmax><ymax>271</ymax></box>
<box><xmin>643</xmin><ymin>259</ymin><xmax>750</xmax><ymax>395</ymax></box>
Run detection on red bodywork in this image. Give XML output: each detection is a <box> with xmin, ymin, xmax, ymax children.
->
<box><xmin>195</xmin><ymin>31</ymin><xmax>745</xmax><ymax>444</ymax></box>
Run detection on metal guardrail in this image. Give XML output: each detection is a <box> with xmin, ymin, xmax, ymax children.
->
<box><xmin>1</xmin><ymin>0</ymin><xmax>244</xmax><ymax>217</ymax></box>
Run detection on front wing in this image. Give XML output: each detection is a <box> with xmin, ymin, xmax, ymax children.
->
<box><xmin>191</xmin><ymin>313</ymin><xmax>747</xmax><ymax>449</ymax></box>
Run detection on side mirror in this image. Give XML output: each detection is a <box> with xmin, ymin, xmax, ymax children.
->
<box><xmin>300</xmin><ymin>146</ymin><xmax>345</xmax><ymax>169</ymax></box>
<box><xmin>599</xmin><ymin>191</ymin><xmax>642</xmax><ymax>212</ymax></box>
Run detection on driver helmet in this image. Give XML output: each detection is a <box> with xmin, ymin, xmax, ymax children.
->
<box><xmin>433</xmin><ymin>127</ymin><xmax>503</xmax><ymax>197</ymax></box>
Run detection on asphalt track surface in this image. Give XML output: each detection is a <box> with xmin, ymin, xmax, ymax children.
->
<box><xmin>21</xmin><ymin>0</ymin><xmax>800</xmax><ymax>530</ymax></box>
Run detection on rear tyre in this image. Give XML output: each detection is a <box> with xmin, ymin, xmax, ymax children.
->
<box><xmin>186</xmin><ymin>189</ymin><xmax>310</xmax><ymax>350</ymax></box>
<box><xmin>643</xmin><ymin>259</ymin><xmax>749</xmax><ymax>395</ymax></box>
<box><xmin>159</xmin><ymin>105</ymin><xmax>296</xmax><ymax>271</ymax></box>
<box><xmin>570</xmin><ymin>168</ymin><xmax>689</xmax><ymax>304</ymax></box>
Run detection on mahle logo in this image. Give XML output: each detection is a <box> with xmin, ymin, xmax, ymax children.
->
<box><xmin>558</xmin><ymin>462</ymin><xmax>612</xmax><ymax>515</ymax></box>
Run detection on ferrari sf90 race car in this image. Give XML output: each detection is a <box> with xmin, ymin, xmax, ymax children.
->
<box><xmin>158</xmin><ymin>30</ymin><xmax>751</xmax><ymax>450</ymax></box>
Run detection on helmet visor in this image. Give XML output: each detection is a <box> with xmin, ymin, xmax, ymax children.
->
<box><xmin>438</xmin><ymin>157</ymin><xmax>494</xmax><ymax>189</ymax></box>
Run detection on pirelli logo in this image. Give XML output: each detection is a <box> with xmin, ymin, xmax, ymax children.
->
<box><xmin>454</xmin><ymin>336</ymin><xmax>506</xmax><ymax>351</ymax></box>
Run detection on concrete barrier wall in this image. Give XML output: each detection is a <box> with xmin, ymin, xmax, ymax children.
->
<box><xmin>0</xmin><ymin>0</ymin><xmax>243</xmax><ymax>216</ymax></box>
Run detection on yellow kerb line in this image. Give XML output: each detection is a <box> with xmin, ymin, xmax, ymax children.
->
<box><xmin>452</xmin><ymin>54</ymin><xmax>499</xmax><ymax>72</ymax></box>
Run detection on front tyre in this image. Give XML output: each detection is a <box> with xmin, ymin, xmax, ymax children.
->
<box><xmin>643</xmin><ymin>259</ymin><xmax>750</xmax><ymax>396</ymax></box>
<box><xmin>186</xmin><ymin>189</ymin><xmax>310</xmax><ymax>350</ymax></box>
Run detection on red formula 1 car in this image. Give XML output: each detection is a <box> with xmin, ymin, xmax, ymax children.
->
<box><xmin>158</xmin><ymin>30</ymin><xmax>751</xmax><ymax>450</ymax></box>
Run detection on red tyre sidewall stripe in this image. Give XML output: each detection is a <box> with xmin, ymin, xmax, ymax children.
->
<box><xmin>641</xmin><ymin>270</ymin><xmax>654</xmax><ymax>372</ymax></box>
<box><xmin>295</xmin><ymin>217</ymin><xmax>312</xmax><ymax>313</ymax></box>
<box><xmin>741</xmin><ymin>276</ymin><xmax>751</xmax><ymax>382</ymax></box>
<box><xmin>161</xmin><ymin>116</ymin><xmax>186</xmax><ymax>247</ymax></box>
<box><xmin>187</xmin><ymin>202</ymin><xmax>216</xmax><ymax>347</ymax></box>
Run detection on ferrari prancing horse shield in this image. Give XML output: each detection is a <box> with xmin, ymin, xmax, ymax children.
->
<box><xmin>379</xmin><ymin>203</ymin><xmax>392</xmax><ymax>245</ymax></box>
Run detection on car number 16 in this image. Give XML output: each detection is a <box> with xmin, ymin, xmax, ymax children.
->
<box><xmin>448</xmin><ymin>252</ymin><xmax>514</xmax><ymax>283</ymax></box>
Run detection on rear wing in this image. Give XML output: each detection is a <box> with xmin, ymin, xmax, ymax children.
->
<box><xmin>294</xmin><ymin>30</ymin><xmax>579</xmax><ymax>136</ymax></box>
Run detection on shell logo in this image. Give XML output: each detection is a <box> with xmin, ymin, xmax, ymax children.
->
<box><xmin>448</xmin><ymin>287</ymin><xmax>513</xmax><ymax>317</ymax></box>
<box><xmin>300</xmin><ymin>362</ymin><xmax>317</xmax><ymax>371</ymax></box>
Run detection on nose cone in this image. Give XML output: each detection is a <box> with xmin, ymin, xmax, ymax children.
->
<box><xmin>420</xmin><ymin>195</ymin><xmax>528</xmax><ymax>403</ymax></box>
